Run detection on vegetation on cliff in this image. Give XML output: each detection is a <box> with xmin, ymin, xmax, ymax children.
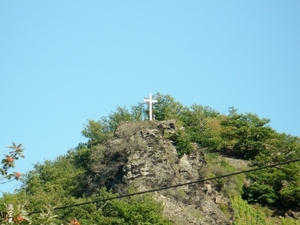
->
<box><xmin>1</xmin><ymin>93</ymin><xmax>299</xmax><ymax>224</ymax></box>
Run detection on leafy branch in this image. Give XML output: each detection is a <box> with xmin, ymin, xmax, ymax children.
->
<box><xmin>0</xmin><ymin>143</ymin><xmax>24</xmax><ymax>184</ymax></box>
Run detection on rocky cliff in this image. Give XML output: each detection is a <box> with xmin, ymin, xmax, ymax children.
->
<box><xmin>86</xmin><ymin>120</ymin><xmax>232</xmax><ymax>225</ymax></box>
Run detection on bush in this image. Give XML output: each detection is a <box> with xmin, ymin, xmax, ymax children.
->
<box><xmin>231</xmin><ymin>195</ymin><xmax>267</xmax><ymax>225</ymax></box>
<box><xmin>167</xmin><ymin>129</ymin><xmax>193</xmax><ymax>157</ymax></box>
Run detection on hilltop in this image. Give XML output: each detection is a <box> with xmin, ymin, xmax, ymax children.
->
<box><xmin>1</xmin><ymin>93</ymin><xmax>300</xmax><ymax>224</ymax></box>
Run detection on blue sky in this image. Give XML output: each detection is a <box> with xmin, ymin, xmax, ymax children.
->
<box><xmin>1</xmin><ymin>1</ymin><xmax>299</xmax><ymax>193</ymax></box>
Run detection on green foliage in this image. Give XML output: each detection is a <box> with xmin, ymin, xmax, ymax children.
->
<box><xmin>218</xmin><ymin>203</ymin><xmax>232</xmax><ymax>219</ymax></box>
<box><xmin>231</xmin><ymin>195</ymin><xmax>267</xmax><ymax>225</ymax></box>
<box><xmin>35</xmin><ymin>204</ymin><xmax>58</xmax><ymax>225</ymax></box>
<box><xmin>181</xmin><ymin>104</ymin><xmax>222</xmax><ymax>148</ymax></box>
<box><xmin>130</xmin><ymin>102</ymin><xmax>147</xmax><ymax>121</ymax></box>
<box><xmin>0</xmin><ymin>191</ymin><xmax>34</xmax><ymax>224</ymax></box>
<box><xmin>23</xmin><ymin>155</ymin><xmax>86</xmax><ymax>209</ymax></box>
<box><xmin>243</xmin><ymin>133</ymin><xmax>300</xmax><ymax>209</ymax></box>
<box><xmin>231</xmin><ymin>195</ymin><xmax>300</xmax><ymax>225</ymax></box>
<box><xmin>82</xmin><ymin>104</ymin><xmax>146</xmax><ymax>147</ymax></box>
<box><xmin>220</xmin><ymin>108</ymin><xmax>274</xmax><ymax>159</ymax></box>
<box><xmin>3</xmin><ymin>148</ymin><xmax>170</xmax><ymax>224</ymax></box>
<box><xmin>280</xmin><ymin>217</ymin><xmax>300</xmax><ymax>225</ymax></box>
<box><xmin>152</xmin><ymin>93</ymin><xmax>186</xmax><ymax>121</ymax></box>
<box><xmin>82</xmin><ymin>119</ymin><xmax>113</xmax><ymax>146</ymax></box>
<box><xmin>106</xmin><ymin>106</ymin><xmax>134</xmax><ymax>131</ymax></box>
<box><xmin>99</xmin><ymin>192</ymin><xmax>171</xmax><ymax>225</ymax></box>
<box><xmin>70</xmin><ymin>146</ymin><xmax>91</xmax><ymax>171</ymax></box>
<box><xmin>18</xmin><ymin>188</ymin><xmax>170</xmax><ymax>224</ymax></box>
<box><xmin>167</xmin><ymin>129</ymin><xmax>193</xmax><ymax>157</ymax></box>
<box><xmin>3</xmin><ymin>94</ymin><xmax>300</xmax><ymax>223</ymax></box>
<box><xmin>1</xmin><ymin>143</ymin><xmax>24</xmax><ymax>184</ymax></box>
<box><xmin>202</xmin><ymin>153</ymin><xmax>244</xmax><ymax>196</ymax></box>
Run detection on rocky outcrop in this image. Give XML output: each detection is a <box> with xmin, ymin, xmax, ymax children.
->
<box><xmin>87</xmin><ymin>120</ymin><xmax>232</xmax><ymax>224</ymax></box>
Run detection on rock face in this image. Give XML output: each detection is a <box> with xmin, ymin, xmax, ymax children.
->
<box><xmin>87</xmin><ymin>120</ymin><xmax>232</xmax><ymax>225</ymax></box>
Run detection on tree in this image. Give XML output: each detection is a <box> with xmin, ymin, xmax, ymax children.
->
<box><xmin>152</xmin><ymin>93</ymin><xmax>186</xmax><ymax>121</ymax></box>
<box><xmin>243</xmin><ymin>133</ymin><xmax>300</xmax><ymax>209</ymax></box>
<box><xmin>106</xmin><ymin>106</ymin><xmax>133</xmax><ymax>131</ymax></box>
<box><xmin>82</xmin><ymin>119</ymin><xmax>113</xmax><ymax>147</ymax></box>
<box><xmin>181</xmin><ymin>104</ymin><xmax>221</xmax><ymax>148</ymax></box>
<box><xmin>130</xmin><ymin>102</ymin><xmax>147</xmax><ymax>121</ymax></box>
<box><xmin>219</xmin><ymin>109</ymin><xmax>274</xmax><ymax>159</ymax></box>
<box><xmin>0</xmin><ymin>143</ymin><xmax>30</xmax><ymax>224</ymax></box>
<box><xmin>1</xmin><ymin>143</ymin><xmax>24</xmax><ymax>184</ymax></box>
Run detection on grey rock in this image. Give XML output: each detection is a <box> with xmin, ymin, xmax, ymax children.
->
<box><xmin>87</xmin><ymin>120</ymin><xmax>232</xmax><ymax>224</ymax></box>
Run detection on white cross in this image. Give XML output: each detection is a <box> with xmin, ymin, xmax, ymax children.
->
<box><xmin>144</xmin><ymin>94</ymin><xmax>158</xmax><ymax>121</ymax></box>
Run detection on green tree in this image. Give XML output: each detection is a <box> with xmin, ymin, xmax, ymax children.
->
<box><xmin>151</xmin><ymin>93</ymin><xmax>186</xmax><ymax>121</ymax></box>
<box><xmin>82</xmin><ymin>119</ymin><xmax>113</xmax><ymax>147</ymax></box>
<box><xmin>220</xmin><ymin>108</ymin><xmax>274</xmax><ymax>159</ymax></box>
<box><xmin>181</xmin><ymin>104</ymin><xmax>221</xmax><ymax>148</ymax></box>
<box><xmin>23</xmin><ymin>156</ymin><xmax>85</xmax><ymax>210</ymax></box>
<box><xmin>130</xmin><ymin>102</ymin><xmax>147</xmax><ymax>121</ymax></box>
<box><xmin>167</xmin><ymin>129</ymin><xmax>193</xmax><ymax>157</ymax></box>
<box><xmin>243</xmin><ymin>133</ymin><xmax>300</xmax><ymax>209</ymax></box>
<box><xmin>106</xmin><ymin>106</ymin><xmax>133</xmax><ymax>131</ymax></box>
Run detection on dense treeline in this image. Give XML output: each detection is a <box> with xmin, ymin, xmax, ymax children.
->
<box><xmin>1</xmin><ymin>93</ymin><xmax>300</xmax><ymax>224</ymax></box>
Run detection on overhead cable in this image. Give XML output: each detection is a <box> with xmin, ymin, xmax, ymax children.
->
<box><xmin>28</xmin><ymin>157</ymin><xmax>300</xmax><ymax>215</ymax></box>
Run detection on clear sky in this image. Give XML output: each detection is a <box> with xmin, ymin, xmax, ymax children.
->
<box><xmin>1</xmin><ymin>1</ymin><xmax>299</xmax><ymax>193</ymax></box>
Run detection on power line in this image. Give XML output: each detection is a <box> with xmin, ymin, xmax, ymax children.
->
<box><xmin>28</xmin><ymin>157</ymin><xmax>300</xmax><ymax>215</ymax></box>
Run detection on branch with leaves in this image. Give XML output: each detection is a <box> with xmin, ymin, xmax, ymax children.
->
<box><xmin>0</xmin><ymin>143</ymin><xmax>24</xmax><ymax>184</ymax></box>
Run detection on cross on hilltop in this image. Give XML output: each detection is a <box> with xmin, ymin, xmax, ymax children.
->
<box><xmin>144</xmin><ymin>94</ymin><xmax>158</xmax><ymax>121</ymax></box>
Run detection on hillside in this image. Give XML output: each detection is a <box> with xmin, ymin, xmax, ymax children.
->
<box><xmin>1</xmin><ymin>93</ymin><xmax>300</xmax><ymax>224</ymax></box>
<box><xmin>85</xmin><ymin>120</ymin><xmax>230</xmax><ymax>224</ymax></box>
